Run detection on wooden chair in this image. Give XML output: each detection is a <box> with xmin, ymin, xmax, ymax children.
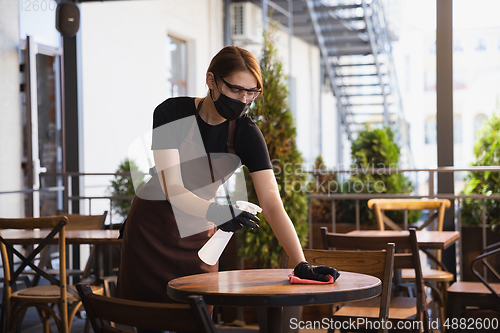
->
<box><xmin>446</xmin><ymin>242</ymin><xmax>500</xmax><ymax>332</ymax></box>
<box><xmin>30</xmin><ymin>211</ymin><xmax>108</xmax><ymax>285</ymax></box>
<box><xmin>76</xmin><ymin>283</ymin><xmax>217</xmax><ymax>333</ymax></box>
<box><xmin>367</xmin><ymin>199</ymin><xmax>450</xmax><ymax>233</ymax></box>
<box><xmin>283</xmin><ymin>245</ymin><xmax>395</xmax><ymax>333</ymax></box>
<box><xmin>321</xmin><ymin>227</ymin><xmax>431</xmax><ymax>333</ymax></box>
<box><xmin>368</xmin><ymin>198</ymin><xmax>454</xmax><ymax>324</ymax></box>
<box><xmin>0</xmin><ymin>216</ymin><xmax>102</xmax><ymax>333</ymax></box>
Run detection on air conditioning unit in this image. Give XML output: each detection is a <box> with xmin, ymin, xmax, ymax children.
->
<box><xmin>230</xmin><ymin>2</ymin><xmax>263</xmax><ymax>45</ymax></box>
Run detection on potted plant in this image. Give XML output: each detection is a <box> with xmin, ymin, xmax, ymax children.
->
<box><xmin>340</xmin><ymin>126</ymin><xmax>419</xmax><ymax>227</ymax></box>
<box><xmin>307</xmin><ymin>155</ymin><xmax>351</xmax><ymax>242</ymax></box>
<box><xmin>107</xmin><ymin>158</ymin><xmax>145</xmax><ymax>224</ymax></box>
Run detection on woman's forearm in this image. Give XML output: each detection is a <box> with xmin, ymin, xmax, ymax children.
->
<box><xmin>154</xmin><ymin>150</ymin><xmax>211</xmax><ymax>218</ymax></box>
<box><xmin>263</xmin><ymin>203</ymin><xmax>306</xmax><ymax>267</ymax></box>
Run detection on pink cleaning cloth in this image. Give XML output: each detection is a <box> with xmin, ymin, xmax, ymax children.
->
<box><xmin>288</xmin><ymin>272</ymin><xmax>335</xmax><ymax>284</ymax></box>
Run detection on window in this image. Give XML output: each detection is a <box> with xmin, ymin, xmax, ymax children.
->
<box><xmin>429</xmin><ymin>41</ymin><xmax>436</xmax><ymax>54</ymax></box>
<box><xmin>425</xmin><ymin>115</ymin><xmax>462</xmax><ymax>144</ymax></box>
<box><xmin>424</xmin><ymin>116</ymin><xmax>436</xmax><ymax>144</ymax></box>
<box><xmin>475</xmin><ymin>38</ymin><xmax>487</xmax><ymax>51</ymax></box>
<box><xmin>424</xmin><ymin>71</ymin><xmax>436</xmax><ymax>91</ymax></box>
<box><xmin>166</xmin><ymin>36</ymin><xmax>187</xmax><ymax>97</ymax></box>
<box><xmin>405</xmin><ymin>55</ymin><xmax>411</xmax><ymax>92</ymax></box>
<box><xmin>454</xmin><ymin>114</ymin><xmax>462</xmax><ymax>144</ymax></box>
<box><xmin>474</xmin><ymin>114</ymin><xmax>487</xmax><ymax>140</ymax></box>
<box><xmin>453</xmin><ymin>39</ymin><xmax>463</xmax><ymax>52</ymax></box>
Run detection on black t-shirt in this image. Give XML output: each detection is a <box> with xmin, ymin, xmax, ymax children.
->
<box><xmin>151</xmin><ymin>97</ymin><xmax>272</xmax><ymax>173</ymax></box>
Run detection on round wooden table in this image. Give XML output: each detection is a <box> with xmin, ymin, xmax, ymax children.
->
<box><xmin>167</xmin><ymin>268</ymin><xmax>381</xmax><ymax>332</ymax></box>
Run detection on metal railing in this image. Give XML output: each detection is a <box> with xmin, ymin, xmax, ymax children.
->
<box><xmin>306</xmin><ymin>166</ymin><xmax>500</xmax><ymax>281</ymax></box>
<box><xmin>0</xmin><ymin>172</ymin><xmax>141</xmax><ymax>227</ymax></box>
<box><xmin>3</xmin><ymin>166</ymin><xmax>500</xmax><ymax>280</ymax></box>
<box><xmin>3</xmin><ymin>166</ymin><xmax>499</xmax><ymax>229</ymax></box>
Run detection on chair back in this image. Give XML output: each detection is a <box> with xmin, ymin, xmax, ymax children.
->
<box><xmin>56</xmin><ymin>211</ymin><xmax>107</xmax><ymax>230</ymax></box>
<box><xmin>321</xmin><ymin>227</ymin><xmax>429</xmax><ymax>327</ymax></box>
<box><xmin>0</xmin><ymin>216</ymin><xmax>68</xmax><ymax>331</ymax></box>
<box><xmin>367</xmin><ymin>198</ymin><xmax>450</xmax><ymax>231</ymax></box>
<box><xmin>284</xmin><ymin>245</ymin><xmax>395</xmax><ymax>326</ymax></box>
<box><xmin>471</xmin><ymin>242</ymin><xmax>500</xmax><ymax>302</ymax></box>
<box><xmin>37</xmin><ymin>211</ymin><xmax>108</xmax><ymax>280</ymax></box>
<box><xmin>76</xmin><ymin>284</ymin><xmax>217</xmax><ymax>333</ymax></box>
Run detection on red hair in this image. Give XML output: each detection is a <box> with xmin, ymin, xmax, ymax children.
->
<box><xmin>207</xmin><ymin>46</ymin><xmax>263</xmax><ymax>90</ymax></box>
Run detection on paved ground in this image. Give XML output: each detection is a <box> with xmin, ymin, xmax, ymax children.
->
<box><xmin>19</xmin><ymin>312</ymin><xmax>328</xmax><ymax>333</ymax></box>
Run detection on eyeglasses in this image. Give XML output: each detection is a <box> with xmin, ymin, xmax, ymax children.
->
<box><xmin>219</xmin><ymin>76</ymin><xmax>261</xmax><ymax>100</ymax></box>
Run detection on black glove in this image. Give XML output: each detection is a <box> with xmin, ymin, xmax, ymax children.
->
<box><xmin>294</xmin><ymin>261</ymin><xmax>340</xmax><ymax>282</ymax></box>
<box><xmin>205</xmin><ymin>202</ymin><xmax>260</xmax><ymax>233</ymax></box>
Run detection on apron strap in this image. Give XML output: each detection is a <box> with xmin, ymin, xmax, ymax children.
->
<box><xmin>195</xmin><ymin>98</ymin><xmax>204</xmax><ymax>117</ymax></box>
<box><xmin>227</xmin><ymin>120</ymin><xmax>236</xmax><ymax>154</ymax></box>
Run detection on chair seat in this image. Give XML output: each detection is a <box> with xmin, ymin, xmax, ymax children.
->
<box><xmin>448</xmin><ymin>281</ymin><xmax>500</xmax><ymax>296</ymax></box>
<box><xmin>12</xmin><ymin>285</ymin><xmax>104</xmax><ymax>303</ymax></box>
<box><xmin>334</xmin><ymin>296</ymin><xmax>432</xmax><ymax>320</ymax></box>
<box><xmin>401</xmin><ymin>268</ymin><xmax>455</xmax><ymax>282</ymax></box>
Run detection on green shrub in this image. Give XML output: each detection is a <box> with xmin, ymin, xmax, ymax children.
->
<box><xmin>461</xmin><ymin>111</ymin><xmax>500</xmax><ymax>231</ymax></box>
<box><xmin>108</xmin><ymin>159</ymin><xmax>145</xmax><ymax>220</ymax></box>
<box><xmin>308</xmin><ymin>155</ymin><xmax>347</xmax><ymax>224</ymax></box>
<box><xmin>341</xmin><ymin>126</ymin><xmax>419</xmax><ymax>225</ymax></box>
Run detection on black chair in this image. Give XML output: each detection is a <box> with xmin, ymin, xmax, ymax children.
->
<box><xmin>76</xmin><ymin>283</ymin><xmax>217</xmax><ymax>333</ymax></box>
<box><xmin>321</xmin><ymin>227</ymin><xmax>431</xmax><ymax>333</ymax></box>
<box><xmin>446</xmin><ymin>242</ymin><xmax>500</xmax><ymax>332</ymax></box>
<box><xmin>283</xmin><ymin>245</ymin><xmax>395</xmax><ymax>333</ymax></box>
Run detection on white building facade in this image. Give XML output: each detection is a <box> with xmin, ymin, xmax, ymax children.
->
<box><xmin>0</xmin><ymin>0</ymin><xmax>336</xmax><ymax>218</ymax></box>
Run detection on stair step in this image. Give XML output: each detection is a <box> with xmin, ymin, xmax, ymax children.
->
<box><xmin>324</xmin><ymin>31</ymin><xmax>367</xmax><ymax>37</ymax></box>
<box><xmin>318</xmin><ymin>16</ymin><xmax>366</xmax><ymax>24</ymax></box>
<box><xmin>329</xmin><ymin>50</ymin><xmax>372</xmax><ymax>56</ymax></box>
<box><xmin>344</xmin><ymin>93</ymin><xmax>386</xmax><ymax>97</ymax></box>
<box><xmin>342</xmin><ymin>83</ymin><xmax>388</xmax><ymax>87</ymax></box>
<box><xmin>324</xmin><ymin>41</ymin><xmax>371</xmax><ymax>49</ymax></box>
<box><xmin>315</xmin><ymin>4</ymin><xmax>363</xmax><ymax>11</ymax></box>
<box><xmin>347</xmin><ymin>112</ymin><xmax>387</xmax><ymax>116</ymax></box>
<box><xmin>337</xmin><ymin>63</ymin><xmax>376</xmax><ymax>67</ymax></box>
<box><xmin>319</xmin><ymin>25</ymin><xmax>367</xmax><ymax>33</ymax></box>
<box><xmin>335</xmin><ymin>73</ymin><xmax>380</xmax><ymax>77</ymax></box>
<box><xmin>323</xmin><ymin>28</ymin><xmax>368</xmax><ymax>35</ymax></box>
<box><xmin>328</xmin><ymin>48</ymin><xmax>373</xmax><ymax>55</ymax></box>
<box><xmin>330</xmin><ymin>39</ymin><xmax>370</xmax><ymax>46</ymax></box>
<box><xmin>345</xmin><ymin>102</ymin><xmax>387</xmax><ymax>106</ymax></box>
<box><xmin>327</xmin><ymin>36</ymin><xmax>368</xmax><ymax>43</ymax></box>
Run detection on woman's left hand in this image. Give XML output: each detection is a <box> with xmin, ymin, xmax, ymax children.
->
<box><xmin>294</xmin><ymin>261</ymin><xmax>340</xmax><ymax>282</ymax></box>
<box><xmin>205</xmin><ymin>202</ymin><xmax>260</xmax><ymax>233</ymax></box>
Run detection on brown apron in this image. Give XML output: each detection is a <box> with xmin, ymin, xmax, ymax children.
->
<box><xmin>116</xmin><ymin>99</ymin><xmax>239</xmax><ymax>303</ymax></box>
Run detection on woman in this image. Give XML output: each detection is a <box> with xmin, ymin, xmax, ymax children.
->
<box><xmin>116</xmin><ymin>46</ymin><xmax>338</xmax><ymax>331</ymax></box>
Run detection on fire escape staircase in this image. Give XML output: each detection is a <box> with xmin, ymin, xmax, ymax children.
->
<box><xmin>305</xmin><ymin>0</ymin><xmax>411</xmax><ymax>166</ymax></box>
<box><xmin>239</xmin><ymin>0</ymin><xmax>412</xmax><ymax>167</ymax></box>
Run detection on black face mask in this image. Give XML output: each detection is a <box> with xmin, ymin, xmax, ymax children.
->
<box><xmin>210</xmin><ymin>84</ymin><xmax>252</xmax><ymax>121</ymax></box>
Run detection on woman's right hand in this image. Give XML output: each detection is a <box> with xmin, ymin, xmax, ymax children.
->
<box><xmin>294</xmin><ymin>261</ymin><xmax>340</xmax><ymax>282</ymax></box>
<box><xmin>205</xmin><ymin>202</ymin><xmax>260</xmax><ymax>233</ymax></box>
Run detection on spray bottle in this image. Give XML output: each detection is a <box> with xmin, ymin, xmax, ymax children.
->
<box><xmin>198</xmin><ymin>200</ymin><xmax>262</xmax><ymax>265</ymax></box>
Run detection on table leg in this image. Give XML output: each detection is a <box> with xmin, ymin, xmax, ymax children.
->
<box><xmin>393</xmin><ymin>268</ymin><xmax>404</xmax><ymax>296</ymax></box>
<box><xmin>95</xmin><ymin>244</ymin><xmax>102</xmax><ymax>284</ymax></box>
<box><xmin>267</xmin><ymin>307</ymin><xmax>282</xmax><ymax>333</ymax></box>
